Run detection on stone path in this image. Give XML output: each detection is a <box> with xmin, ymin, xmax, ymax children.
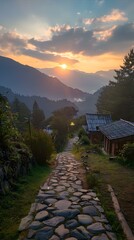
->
<box><xmin>19</xmin><ymin>140</ymin><xmax>117</xmax><ymax>240</ymax></box>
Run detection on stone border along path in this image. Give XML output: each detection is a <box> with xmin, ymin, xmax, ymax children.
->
<box><xmin>19</xmin><ymin>140</ymin><xmax>117</xmax><ymax>240</ymax></box>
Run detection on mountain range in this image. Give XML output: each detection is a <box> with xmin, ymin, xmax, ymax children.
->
<box><xmin>0</xmin><ymin>56</ymin><xmax>88</xmax><ymax>101</ymax></box>
<box><xmin>0</xmin><ymin>86</ymin><xmax>77</xmax><ymax>117</ymax></box>
<box><xmin>0</xmin><ymin>55</ymin><xmax>106</xmax><ymax>116</ymax></box>
<box><xmin>38</xmin><ymin>67</ymin><xmax>114</xmax><ymax>93</ymax></box>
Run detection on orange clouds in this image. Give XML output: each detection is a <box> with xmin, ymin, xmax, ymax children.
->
<box><xmin>83</xmin><ymin>9</ymin><xmax>128</xmax><ymax>25</ymax></box>
<box><xmin>99</xmin><ymin>9</ymin><xmax>128</xmax><ymax>22</ymax></box>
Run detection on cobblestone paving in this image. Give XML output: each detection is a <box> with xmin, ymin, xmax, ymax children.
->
<box><xmin>19</xmin><ymin>140</ymin><xmax>117</xmax><ymax>240</ymax></box>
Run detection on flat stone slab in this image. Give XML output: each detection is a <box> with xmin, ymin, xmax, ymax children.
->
<box><xmin>29</xmin><ymin>221</ymin><xmax>44</xmax><ymax>230</ymax></box>
<box><xmin>35</xmin><ymin>226</ymin><xmax>53</xmax><ymax>239</ymax></box>
<box><xmin>77</xmin><ymin>214</ymin><xmax>93</xmax><ymax>225</ymax></box>
<box><xmin>81</xmin><ymin>195</ymin><xmax>92</xmax><ymax>200</ymax></box>
<box><xmin>66</xmin><ymin>238</ymin><xmax>77</xmax><ymax>240</ymax></box>
<box><xmin>49</xmin><ymin>235</ymin><xmax>60</xmax><ymax>240</ymax></box>
<box><xmin>55</xmin><ymin>186</ymin><xmax>66</xmax><ymax>192</ymax></box>
<box><xmin>18</xmin><ymin>215</ymin><xmax>33</xmax><ymax>231</ymax></box>
<box><xmin>55</xmin><ymin>200</ymin><xmax>71</xmax><ymax>210</ymax></box>
<box><xmin>83</xmin><ymin>205</ymin><xmax>99</xmax><ymax>216</ymax></box>
<box><xmin>43</xmin><ymin>216</ymin><xmax>65</xmax><ymax>227</ymax></box>
<box><xmin>65</xmin><ymin>219</ymin><xmax>79</xmax><ymax>229</ymax></box>
<box><xmin>87</xmin><ymin>222</ymin><xmax>106</xmax><ymax>233</ymax></box>
<box><xmin>55</xmin><ymin>224</ymin><xmax>69</xmax><ymax>238</ymax></box>
<box><xmin>36</xmin><ymin>203</ymin><xmax>47</xmax><ymax>212</ymax></box>
<box><xmin>53</xmin><ymin>209</ymin><xmax>80</xmax><ymax>219</ymax></box>
<box><xmin>91</xmin><ymin>233</ymin><xmax>109</xmax><ymax>240</ymax></box>
<box><xmin>73</xmin><ymin>192</ymin><xmax>83</xmax><ymax>197</ymax></box>
<box><xmin>36</xmin><ymin>193</ymin><xmax>56</xmax><ymax>200</ymax></box>
<box><xmin>77</xmin><ymin>226</ymin><xmax>92</xmax><ymax>238</ymax></box>
<box><xmin>71</xmin><ymin>229</ymin><xmax>91</xmax><ymax>240</ymax></box>
<box><xmin>44</xmin><ymin>198</ymin><xmax>57</xmax><ymax>205</ymax></box>
<box><xmin>35</xmin><ymin>210</ymin><xmax>49</xmax><ymax>221</ymax></box>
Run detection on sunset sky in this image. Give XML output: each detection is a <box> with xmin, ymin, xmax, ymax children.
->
<box><xmin>0</xmin><ymin>0</ymin><xmax>134</xmax><ymax>73</ymax></box>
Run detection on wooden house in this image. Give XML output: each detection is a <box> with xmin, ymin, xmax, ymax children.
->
<box><xmin>99</xmin><ymin>119</ymin><xmax>134</xmax><ymax>156</ymax></box>
<box><xmin>86</xmin><ymin>113</ymin><xmax>112</xmax><ymax>143</ymax></box>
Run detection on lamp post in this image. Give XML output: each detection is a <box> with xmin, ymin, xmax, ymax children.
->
<box><xmin>25</xmin><ymin>116</ymin><xmax>32</xmax><ymax>139</ymax></box>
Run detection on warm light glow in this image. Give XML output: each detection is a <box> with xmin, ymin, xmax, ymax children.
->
<box><xmin>60</xmin><ymin>63</ymin><xmax>67</xmax><ymax>69</ymax></box>
<box><xmin>70</xmin><ymin>121</ymin><xmax>75</xmax><ymax>126</ymax></box>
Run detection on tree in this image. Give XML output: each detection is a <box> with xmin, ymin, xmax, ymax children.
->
<box><xmin>97</xmin><ymin>49</ymin><xmax>134</xmax><ymax>121</ymax></box>
<box><xmin>11</xmin><ymin>98</ymin><xmax>31</xmax><ymax>131</ymax></box>
<box><xmin>0</xmin><ymin>94</ymin><xmax>32</xmax><ymax>193</ymax></box>
<box><xmin>32</xmin><ymin>101</ymin><xmax>45</xmax><ymax>129</ymax></box>
<box><xmin>50</xmin><ymin>106</ymin><xmax>78</xmax><ymax>151</ymax></box>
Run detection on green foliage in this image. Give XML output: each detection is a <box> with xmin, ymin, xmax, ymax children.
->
<box><xmin>32</xmin><ymin>100</ymin><xmax>45</xmax><ymax>129</ymax></box>
<box><xmin>117</xmin><ymin>143</ymin><xmax>134</xmax><ymax>167</ymax></box>
<box><xmin>53</xmin><ymin>106</ymin><xmax>78</xmax><ymax>120</ymax></box>
<box><xmin>0</xmin><ymin>94</ymin><xmax>32</xmax><ymax>193</ymax></box>
<box><xmin>90</xmin><ymin>144</ymin><xmax>103</xmax><ymax>154</ymax></box>
<box><xmin>0</xmin><ymin>165</ymin><xmax>51</xmax><ymax>240</ymax></box>
<box><xmin>86</xmin><ymin>173</ymin><xmax>100</xmax><ymax>188</ymax></box>
<box><xmin>25</xmin><ymin>129</ymin><xmax>54</xmax><ymax>165</ymax></box>
<box><xmin>78</xmin><ymin>127</ymin><xmax>87</xmax><ymax>139</ymax></box>
<box><xmin>50</xmin><ymin>106</ymin><xmax>77</xmax><ymax>151</ymax></box>
<box><xmin>11</xmin><ymin>98</ymin><xmax>31</xmax><ymax>131</ymax></box>
<box><xmin>97</xmin><ymin>49</ymin><xmax>134</xmax><ymax>121</ymax></box>
<box><xmin>80</xmin><ymin>135</ymin><xmax>90</xmax><ymax>145</ymax></box>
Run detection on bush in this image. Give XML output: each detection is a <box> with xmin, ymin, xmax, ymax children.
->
<box><xmin>25</xmin><ymin>129</ymin><xmax>54</xmax><ymax>165</ymax></box>
<box><xmin>0</xmin><ymin>95</ymin><xmax>32</xmax><ymax>194</ymax></box>
<box><xmin>80</xmin><ymin>135</ymin><xmax>90</xmax><ymax>145</ymax></box>
<box><xmin>78</xmin><ymin>128</ymin><xmax>86</xmax><ymax>139</ymax></box>
<box><xmin>118</xmin><ymin>143</ymin><xmax>134</xmax><ymax>167</ymax></box>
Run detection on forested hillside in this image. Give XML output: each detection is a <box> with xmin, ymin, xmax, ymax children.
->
<box><xmin>97</xmin><ymin>49</ymin><xmax>134</xmax><ymax>121</ymax></box>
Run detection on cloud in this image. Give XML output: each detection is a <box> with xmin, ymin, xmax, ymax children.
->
<box><xmin>84</xmin><ymin>9</ymin><xmax>128</xmax><ymax>25</ymax></box>
<box><xmin>96</xmin><ymin>0</ymin><xmax>105</xmax><ymax>6</ymax></box>
<box><xmin>29</xmin><ymin>23</ymin><xmax>134</xmax><ymax>56</ymax></box>
<box><xmin>22</xmin><ymin>49</ymin><xmax>79</xmax><ymax>64</ymax></box>
<box><xmin>0</xmin><ymin>27</ymin><xmax>78</xmax><ymax>64</ymax></box>
<box><xmin>99</xmin><ymin>9</ymin><xmax>128</xmax><ymax>22</ymax></box>
<box><xmin>93</xmin><ymin>25</ymin><xmax>116</xmax><ymax>41</ymax></box>
<box><xmin>0</xmin><ymin>22</ymin><xmax>133</xmax><ymax>64</ymax></box>
<box><xmin>49</xmin><ymin>24</ymin><xmax>71</xmax><ymax>34</ymax></box>
<box><xmin>0</xmin><ymin>31</ymin><xmax>27</xmax><ymax>53</ymax></box>
<box><xmin>29</xmin><ymin>27</ymin><xmax>96</xmax><ymax>54</ymax></box>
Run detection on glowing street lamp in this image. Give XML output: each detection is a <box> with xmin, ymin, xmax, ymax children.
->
<box><xmin>70</xmin><ymin>121</ymin><xmax>75</xmax><ymax>126</ymax></box>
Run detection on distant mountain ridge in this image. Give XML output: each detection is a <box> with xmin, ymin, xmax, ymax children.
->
<box><xmin>38</xmin><ymin>67</ymin><xmax>114</xmax><ymax>93</ymax></box>
<box><xmin>0</xmin><ymin>85</ymin><xmax>101</xmax><ymax>116</ymax></box>
<box><xmin>0</xmin><ymin>86</ymin><xmax>77</xmax><ymax>117</ymax></box>
<box><xmin>0</xmin><ymin>56</ymin><xmax>88</xmax><ymax>101</ymax></box>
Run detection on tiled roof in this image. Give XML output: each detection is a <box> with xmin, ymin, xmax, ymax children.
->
<box><xmin>86</xmin><ymin>113</ymin><xmax>112</xmax><ymax>132</ymax></box>
<box><xmin>99</xmin><ymin>119</ymin><xmax>134</xmax><ymax>140</ymax></box>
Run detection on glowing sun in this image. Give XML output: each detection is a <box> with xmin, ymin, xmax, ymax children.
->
<box><xmin>60</xmin><ymin>63</ymin><xmax>67</xmax><ymax>69</ymax></box>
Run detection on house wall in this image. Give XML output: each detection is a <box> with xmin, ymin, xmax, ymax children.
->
<box><xmin>103</xmin><ymin>135</ymin><xmax>134</xmax><ymax>156</ymax></box>
<box><xmin>88</xmin><ymin>131</ymin><xmax>103</xmax><ymax>144</ymax></box>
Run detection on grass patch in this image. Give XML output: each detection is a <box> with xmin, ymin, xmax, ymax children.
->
<box><xmin>88</xmin><ymin>154</ymin><xmax>134</xmax><ymax>239</ymax></box>
<box><xmin>73</xmin><ymin>145</ymin><xmax>134</xmax><ymax>239</ymax></box>
<box><xmin>0</xmin><ymin>165</ymin><xmax>51</xmax><ymax>240</ymax></box>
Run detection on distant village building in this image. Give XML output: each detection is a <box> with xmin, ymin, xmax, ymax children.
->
<box><xmin>43</xmin><ymin>125</ymin><xmax>53</xmax><ymax>135</ymax></box>
<box><xmin>99</xmin><ymin>119</ymin><xmax>134</xmax><ymax>156</ymax></box>
<box><xmin>85</xmin><ymin>113</ymin><xmax>112</xmax><ymax>143</ymax></box>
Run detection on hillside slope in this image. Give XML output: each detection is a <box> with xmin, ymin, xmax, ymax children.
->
<box><xmin>0</xmin><ymin>56</ymin><xmax>88</xmax><ymax>101</ymax></box>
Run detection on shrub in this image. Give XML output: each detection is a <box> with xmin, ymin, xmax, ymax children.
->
<box><xmin>80</xmin><ymin>135</ymin><xmax>90</xmax><ymax>145</ymax></box>
<box><xmin>118</xmin><ymin>143</ymin><xmax>134</xmax><ymax>167</ymax></box>
<box><xmin>25</xmin><ymin>129</ymin><xmax>54</xmax><ymax>165</ymax></box>
<box><xmin>78</xmin><ymin>128</ymin><xmax>86</xmax><ymax>139</ymax></box>
<box><xmin>90</xmin><ymin>144</ymin><xmax>102</xmax><ymax>154</ymax></box>
<box><xmin>0</xmin><ymin>95</ymin><xmax>32</xmax><ymax>194</ymax></box>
